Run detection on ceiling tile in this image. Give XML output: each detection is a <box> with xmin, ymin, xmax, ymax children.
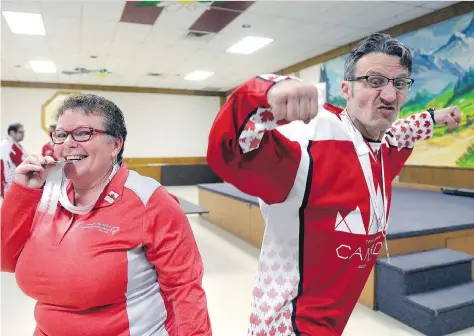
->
<box><xmin>107</xmin><ymin>40</ymin><xmax>142</xmax><ymax>58</ymax></box>
<box><xmin>420</xmin><ymin>1</ymin><xmax>459</xmax><ymax>10</ymax></box>
<box><xmin>120</xmin><ymin>1</ymin><xmax>163</xmax><ymax>25</ymax></box>
<box><xmin>104</xmin><ymin>56</ymin><xmax>134</xmax><ymax>75</ymax></box>
<box><xmin>82</xmin><ymin>2</ymin><xmax>126</xmax><ymax>21</ymax></box>
<box><xmin>372</xmin><ymin>6</ymin><xmax>435</xmax><ymax>32</ymax></box>
<box><xmin>113</xmin><ymin>22</ymin><xmax>153</xmax><ymax>43</ymax></box>
<box><xmin>48</xmin><ymin>35</ymin><xmax>81</xmax><ymax>54</ymax></box>
<box><xmin>211</xmin><ymin>1</ymin><xmax>255</xmax><ymax>12</ymax></box>
<box><xmin>189</xmin><ymin>8</ymin><xmax>241</xmax><ymax>33</ymax></box>
<box><xmin>40</xmin><ymin>2</ymin><xmax>82</xmax><ymax>18</ymax></box>
<box><xmin>246</xmin><ymin>1</ymin><xmax>339</xmax><ymax>21</ymax></box>
<box><xmin>82</xmin><ymin>20</ymin><xmax>118</xmax><ymax>40</ymax></box>
<box><xmin>390</xmin><ymin>1</ymin><xmax>431</xmax><ymax>7</ymax></box>
<box><xmin>52</xmin><ymin>54</ymin><xmax>81</xmax><ymax>74</ymax></box>
<box><xmin>153</xmin><ymin>5</ymin><xmax>207</xmax><ymax>30</ymax></box>
<box><xmin>43</xmin><ymin>17</ymin><xmax>81</xmax><ymax>38</ymax></box>
<box><xmin>0</xmin><ymin>1</ymin><xmax>40</xmax><ymax>13</ymax></box>
<box><xmin>146</xmin><ymin>26</ymin><xmax>187</xmax><ymax>48</ymax></box>
<box><xmin>219</xmin><ymin>12</ymin><xmax>302</xmax><ymax>39</ymax></box>
<box><xmin>80</xmin><ymin>38</ymin><xmax>111</xmax><ymax>59</ymax></box>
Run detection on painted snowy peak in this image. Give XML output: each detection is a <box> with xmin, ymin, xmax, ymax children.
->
<box><xmin>411</xmin><ymin>16</ymin><xmax>474</xmax><ymax>76</ymax></box>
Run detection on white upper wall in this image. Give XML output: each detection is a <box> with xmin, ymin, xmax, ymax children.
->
<box><xmin>1</xmin><ymin>87</ymin><xmax>220</xmax><ymax>158</ymax></box>
<box><xmin>299</xmin><ymin>64</ymin><xmax>322</xmax><ymax>84</ymax></box>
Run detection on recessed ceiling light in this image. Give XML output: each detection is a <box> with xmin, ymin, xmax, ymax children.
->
<box><xmin>226</xmin><ymin>36</ymin><xmax>273</xmax><ymax>55</ymax></box>
<box><xmin>184</xmin><ymin>70</ymin><xmax>214</xmax><ymax>81</ymax></box>
<box><xmin>29</xmin><ymin>60</ymin><xmax>56</xmax><ymax>73</ymax></box>
<box><xmin>242</xmin><ymin>24</ymin><xmax>251</xmax><ymax>28</ymax></box>
<box><xmin>2</xmin><ymin>11</ymin><xmax>46</xmax><ymax>35</ymax></box>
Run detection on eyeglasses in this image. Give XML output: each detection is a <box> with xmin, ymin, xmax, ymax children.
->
<box><xmin>349</xmin><ymin>75</ymin><xmax>414</xmax><ymax>92</ymax></box>
<box><xmin>51</xmin><ymin>127</ymin><xmax>110</xmax><ymax>144</ymax></box>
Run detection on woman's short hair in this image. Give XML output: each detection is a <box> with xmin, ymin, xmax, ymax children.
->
<box><xmin>56</xmin><ymin>94</ymin><xmax>127</xmax><ymax>163</ymax></box>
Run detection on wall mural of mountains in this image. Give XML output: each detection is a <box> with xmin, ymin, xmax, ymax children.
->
<box><xmin>320</xmin><ymin>12</ymin><xmax>474</xmax><ymax>168</ymax></box>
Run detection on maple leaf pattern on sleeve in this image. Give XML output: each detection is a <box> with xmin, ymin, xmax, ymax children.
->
<box><xmin>385</xmin><ymin>111</ymin><xmax>434</xmax><ymax>150</ymax></box>
<box><xmin>239</xmin><ymin>107</ymin><xmax>282</xmax><ymax>153</ymax></box>
<box><xmin>239</xmin><ymin>74</ymin><xmax>301</xmax><ymax>154</ymax></box>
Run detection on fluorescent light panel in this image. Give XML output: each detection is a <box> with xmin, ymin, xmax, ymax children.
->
<box><xmin>2</xmin><ymin>11</ymin><xmax>46</xmax><ymax>35</ymax></box>
<box><xmin>29</xmin><ymin>60</ymin><xmax>56</xmax><ymax>73</ymax></box>
<box><xmin>226</xmin><ymin>36</ymin><xmax>274</xmax><ymax>55</ymax></box>
<box><xmin>184</xmin><ymin>71</ymin><xmax>214</xmax><ymax>81</ymax></box>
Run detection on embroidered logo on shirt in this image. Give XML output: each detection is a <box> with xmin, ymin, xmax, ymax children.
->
<box><xmin>78</xmin><ymin>222</ymin><xmax>120</xmax><ymax>235</ymax></box>
<box><xmin>104</xmin><ymin>191</ymin><xmax>119</xmax><ymax>204</ymax></box>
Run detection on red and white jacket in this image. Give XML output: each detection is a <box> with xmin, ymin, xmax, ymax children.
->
<box><xmin>1</xmin><ymin>163</ymin><xmax>211</xmax><ymax>336</ymax></box>
<box><xmin>0</xmin><ymin>136</ymin><xmax>27</xmax><ymax>197</ymax></box>
<box><xmin>207</xmin><ymin>75</ymin><xmax>434</xmax><ymax>336</ymax></box>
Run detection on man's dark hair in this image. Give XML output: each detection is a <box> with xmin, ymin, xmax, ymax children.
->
<box><xmin>344</xmin><ymin>33</ymin><xmax>412</xmax><ymax>80</ymax></box>
<box><xmin>8</xmin><ymin>123</ymin><xmax>23</xmax><ymax>135</ymax></box>
<box><xmin>56</xmin><ymin>94</ymin><xmax>127</xmax><ymax>163</ymax></box>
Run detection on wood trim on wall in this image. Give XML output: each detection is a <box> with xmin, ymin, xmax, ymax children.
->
<box><xmin>225</xmin><ymin>2</ymin><xmax>473</xmax><ymax>95</ymax></box>
<box><xmin>1</xmin><ymin>80</ymin><xmax>226</xmax><ymax>98</ymax></box>
<box><xmin>123</xmin><ymin>156</ymin><xmax>207</xmax><ymax>166</ymax></box>
<box><xmin>398</xmin><ymin>165</ymin><xmax>474</xmax><ymax>189</ymax></box>
<box><xmin>220</xmin><ymin>95</ymin><xmax>227</xmax><ymax>107</ymax></box>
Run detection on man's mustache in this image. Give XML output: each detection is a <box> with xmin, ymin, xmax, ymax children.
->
<box><xmin>376</xmin><ymin>99</ymin><xmax>398</xmax><ymax>109</ymax></box>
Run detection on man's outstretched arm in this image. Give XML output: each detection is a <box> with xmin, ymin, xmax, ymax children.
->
<box><xmin>384</xmin><ymin>106</ymin><xmax>462</xmax><ymax>178</ymax></box>
<box><xmin>207</xmin><ymin>74</ymin><xmax>318</xmax><ymax>205</ymax></box>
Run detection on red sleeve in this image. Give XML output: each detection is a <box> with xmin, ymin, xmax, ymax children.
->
<box><xmin>143</xmin><ymin>187</ymin><xmax>211</xmax><ymax>336</ymax></box>
<box><xmin>384</xmin><ymin>111</ymin><xmax>434</xmax><ymax>179</ymax></box>
<box><xmin>206</xmin><ymin>74</ymin><xmax>303</xmax><ymax>205</ymax></box>
<box><xmin>1</xmin><ymin>181</ymin><xmax>43</xmax><ymax>272</ymax></box>
<box><xmin>1</xmin><ymin>159</ymin><xmax>5</xmax><ymax>198</ymax></box>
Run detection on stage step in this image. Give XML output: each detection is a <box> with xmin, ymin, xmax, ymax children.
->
<box><xmin>404</xmin><ymin>282</ymin><xmax>474</xmax><ymax>336</ymax></box>
<box><xmin>377</xmin><ymin>248</ymin><xmax>474</xmax><ymax>295</ymax></box>
<box><xmin>376</xmin><ymin>248</ymin><xmax>474</xmax><ymax>335</ymax></box>
<box><xmin>441</xmin><ymin>187</ymin><xmax>474</xmax><ymax>198</ymax></box>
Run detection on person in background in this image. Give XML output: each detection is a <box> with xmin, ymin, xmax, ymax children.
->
<box><xmin>41</xmin><ymin>124</ymin><xmax>58</xmax><ymax>160</ymax></box>
<box><xmin>207</xmin><ymin>33</ymin><xmax>462</xmax><ymax>335</ymax></box>
<box><xmin>1</xmin><ymin>123</ymin><xmax>26</xmax><ymax>197</ymax></box>
<box><xmin>1</xmin><ymin>94</ymin><xmax>211</xmax><ymax>336</ymax></box>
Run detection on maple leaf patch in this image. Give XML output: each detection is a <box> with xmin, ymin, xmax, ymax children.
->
<box><xmin>249</xmin><ymin>138</ymin><xmax>260</xmax><ymax>149</ymax></box>
<box><xmin>260</xmin><ymin>110</ymin><xmax>274</xmax><ymax>123</ymax></box>
<box><xmin>245</xmin><ymin>120</ymin><xmax>256</xmax><ymax>132</ymax></box>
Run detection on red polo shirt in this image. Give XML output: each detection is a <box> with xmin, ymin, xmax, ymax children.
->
<box><xmin>1</xmin><ymin>163</ymin><xmax>211</xmax><ymax>336</ymax></box>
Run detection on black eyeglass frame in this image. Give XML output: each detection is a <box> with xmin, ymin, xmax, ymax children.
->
<box><xmin>348</xmin><ymin>75</ymin><xmax>415</xmax><ymax>91</ymax></box>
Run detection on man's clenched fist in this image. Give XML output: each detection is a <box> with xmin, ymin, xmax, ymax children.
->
<box><xmin>267</xmin><ymin>79</ymin><xmax>319</xmax><ymax>124</ymax></box>
<box><xmin>434</xmin><ymin>106</ymin><xmax>462</xmax><ymax>131</ymax></box>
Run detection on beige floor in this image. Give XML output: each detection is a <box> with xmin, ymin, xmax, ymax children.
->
<box><xmin>1</xmin><ymin>186</ymin><xmax>474</xmax><ymax>336</ymax></box>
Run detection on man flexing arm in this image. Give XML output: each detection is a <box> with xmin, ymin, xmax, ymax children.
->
<box><xmin>207</xmin><ymin>75</ymin><xmax>319</xmax><ymax>205</ymax></box>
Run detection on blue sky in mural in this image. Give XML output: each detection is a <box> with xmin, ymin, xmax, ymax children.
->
<box><xmin>324</xmin><ymin>12</ymin><xmax>474</xmax><ymax>102</ymax></box>
<box><xmin>398</xmin><ymin>14</ymin><xmax>472</xmax><ymax>52</ymax></box>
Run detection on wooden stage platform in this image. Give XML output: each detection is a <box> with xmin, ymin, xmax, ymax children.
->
<box><xmin>197</xmin><ymin>182</ymin><xmax>474</xmax><ymax>310</ymax></box>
